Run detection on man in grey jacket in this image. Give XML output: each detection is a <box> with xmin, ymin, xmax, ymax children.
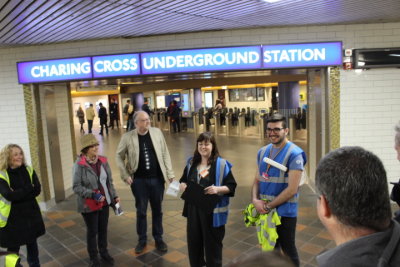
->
<box><xmin>116</xmin><ymin>111</ymin><xmax>175</xmax><ymax>254</ymax></box>
<box><xmin>315</xmin><ymin>146</ymin><xmax>400</xmax><ymax>267</ymax></box>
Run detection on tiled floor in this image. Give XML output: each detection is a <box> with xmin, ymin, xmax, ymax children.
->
<box><xmin>19</xmin><ymin>127</ymin><xmax>336</xmax><ymax>267</ymax></box>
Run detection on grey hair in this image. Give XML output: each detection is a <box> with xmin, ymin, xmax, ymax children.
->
<box><xmin>133</xmin><ymin>111</ymin><xmax>149</xmax><ymax>124</ymax></box>
<box><xmin>395</xmin><ymin>121</ymin><xmax>400</xmax><ymax>147</ymax></box>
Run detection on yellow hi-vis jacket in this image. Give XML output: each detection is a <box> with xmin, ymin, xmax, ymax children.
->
<box><xmin>0</xmin><ymin>253</ymin><xmax>20</xmax><ymax>267</ymax></box>
<box><xmin>243</xmin><ymin>203</ymin><xmax>281</xmax><ymax>251</ymax></box>
<box><xmin>0</xmin><ymin>166</ymin><xmax>34</xmax><ymax>228</ymax></box>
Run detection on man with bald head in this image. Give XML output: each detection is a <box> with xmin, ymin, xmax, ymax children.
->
<box><xmin>116</xmin><ymin>111</ymin><xmax>175</xmax><ymax>254</ymax></box>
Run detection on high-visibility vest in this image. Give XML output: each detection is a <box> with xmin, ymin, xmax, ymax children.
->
<box><xmin>243</xmin><ymin>203</ymin><xmax>281</xmax><ymax>251</ymax></box>
<box><xmin>0</xmin><ymin>253</ymin><xmax>20</xmax><ymax>267</ymax></box>
<box><xmin>186</xmin><ymin>157</ymin><xmax>232</xmax><ymax>227</ymax></box>
<box><xmin>0</xmin><ymin>166</ymin><xmax>34</xmax><ymax>228</ymax></box>
<box><xmin>257</xmin><ymin>142</ymin><xmax>306</xmax><ymax>217</ymax></box>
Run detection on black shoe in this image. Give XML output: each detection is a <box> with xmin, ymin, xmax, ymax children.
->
<box><xmin>89</xmin><ymin>257</ymin><xmax>101</xmax><ymax>267</ymax></box>
<box><xmin>135</xmin><ymin>242</ymin><xmax>146</xmax><ymax>254</ymax></box>
<box><xmin>155</xmin><ymin>240</ymin><xmax>168</xmax><ymax>252</ymax></box>
<box><xmin>100</xmin><ymin>251</ymin><xmax>114</xmax><ymax>265</ymax></box>
<box><xmin>99</xmin><ymin>132</ymin><xmax>103</xmax><ymax>135</ymax></box>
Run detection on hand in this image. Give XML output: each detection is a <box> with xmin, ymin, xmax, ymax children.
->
<box><xmin>252</xmin><ymin>199</ymin><xmax>267</xmax><ymax>214</ymax></box>
<box><xmin>125</xmin><ymin>176</ymin><xmax>133</xmax><ymax>185</ymax></box>
<box><xmin>179</xmin><ymin>182</ymin><xmax>187</xmax><ymax>192</ymax></box>
<box><xmin>169</xmin><ymin>178</ymin><xmax>174</xmax><ymax>183</ymax></box>
<box><xmin>114</xmin><ymin>197</ymin><xmax>120</xmax><ymax>203</ymax></box>
<box><xmin>94</xmin><ymin>192</ymin><xmax>105</xmax><ymax>202</ymax></box>
<box><xmin>204</xmin><ymin>185</ymin><xmax>219</xmax><ymax>195</ymax></box>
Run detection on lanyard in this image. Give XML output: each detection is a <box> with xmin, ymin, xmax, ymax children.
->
<box><xmin>265</xmin><ymin>141</ymin><xmax>287</xmax><ymax>175</ymax></box>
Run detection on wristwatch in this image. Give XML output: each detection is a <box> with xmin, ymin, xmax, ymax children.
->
<box><xmin>263</xmin><ymin>203</ymin><xmax>272</xmax><ymax>213</ymax></box>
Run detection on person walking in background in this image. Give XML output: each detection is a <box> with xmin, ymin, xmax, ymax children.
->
<box><xmin>315</xmin><ymin>146</ymin><xmax>400</xmax><ymax>267</ymax></box>
<box><xmin>73</xmin><ymin>134</ymin><xmax>120</xmax><ymax>267</ymax></box>
<box><xmin>0</xmin><ymin>144</ymin><xmax>45</xmax><ymax>267</ymax></box>
<box><xmin>86</xmin><ymin>104</ymin><xmax>96</xmax><ymax>134</ymax></box>
<box><xmin>179</xmin><ymin>132</ymin><xmax>237</xmax><ymax>267</ymax></box>
<box><xmin>168</xmin><ymin>100</ymin><xmax>181</xmax><ymax>133</ymax></box>
<box><xmin>123</xmin><ymin>100</ymin><xmax>134</xmax><ymax>131</ymax></box>
<box><xmin>115</xmin><ymin>111</ymin><xmax>175</xmax><ymax>254</ymax></box>
<box><xmin>141</xmin><ymin>100</ymin><xmax>152</xmax><ymax>117</ymax></box>
<box><xmin>77</xmin><ymin>106</ymin><xmax>85</xmax><ymax>133</ymax></box>
<box><xmin>98</xmin><ymin>103</ymin><xmax>108</xmax><ymax>135</ymax></box>
<box><xmin>251</xmin><ymin>113</ymin><xmax>306</xmax><ymax>267</ymax></box>
<box><xmin>109</xmin><ymin>98</ymin><xmax>119</xmax><ymax>130</ymax></box>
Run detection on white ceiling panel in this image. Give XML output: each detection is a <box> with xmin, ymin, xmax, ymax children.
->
<box><xmin>0</xmin><ymin>0</ymin><xmax>399</xmax><ymax>47</ymax></box>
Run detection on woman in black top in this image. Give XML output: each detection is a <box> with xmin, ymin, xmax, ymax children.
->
<box><xmin>0</xmin><ymin>144</ymin><xmax>45</xmax><ymax>267</ymax></box>
<box><xmin>179</xmin><ymin>132</ymin><xmax>236</xmax><ymax>267</ymax></box>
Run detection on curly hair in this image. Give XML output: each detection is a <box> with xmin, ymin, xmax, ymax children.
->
<box><xmin>0</xmin><ymin>144</ymin><xmax>26</xmax><ymax>170</ymax></box>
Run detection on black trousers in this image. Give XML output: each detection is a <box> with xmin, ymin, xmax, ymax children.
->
<box><xmin>87</xmin><ymin>120</ymin><xmax>93</xmax><ymax>133</ymax></box>
<box><xmin>82</xmin><ymin>207</ymin><xmax>110</xmax><ymax>259</ymax></box>
<box><xmin>100</xmin><ymin>122</ymin><xmax>108</xmax><ymax>134</ymax></box>
<box><xmin>8</xmin><ymin>241</ymin><xmax>39</xmax><ymax>267</ymax></box>
<box><xmin>275</xmin><ymin>216</ymin><xmax>299</xmax><ymax>267</ymax></box>
<box><xmin>187</xmin><ymin>204</ymin><xmax>225</xmax><ymax>267</ymax></box>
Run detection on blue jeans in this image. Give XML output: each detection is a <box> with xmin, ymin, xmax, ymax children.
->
<box><xmin>275</xmin><ymin>216</ymin><xmax>299</xmax><ymax>267</ymax></box>
<box><xmin>131</xmin><ymin>178</ymin><xmax>165</xmax><ymax>243</ymax></box>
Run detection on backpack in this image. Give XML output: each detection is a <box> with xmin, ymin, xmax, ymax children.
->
<box><xmin>128</xmin><ymin>104</ymin><xmax>134</xmax><ymax>115</ymax></box>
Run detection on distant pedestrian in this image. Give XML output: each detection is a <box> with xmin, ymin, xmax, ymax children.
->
<box><xmin>77</xmin><ymin>106</ymin><xmax>85</xmax><ymax>133</ymax></box>
<box><xmin>98</xmin><ymin>103</ymin><xmax>108</xmax><ymax>135</ymax></box>
<box><xmin>86</xmin><ymin>104</ymin><xmax>96</xmax><ymax>134</ymax></box>
<box><xmin>109</xmin><ymin>98</ymin><xmax>119</xmax><ymax>129</ymax></box>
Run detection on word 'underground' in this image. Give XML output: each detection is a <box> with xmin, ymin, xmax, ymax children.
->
<box><xmin>142</xmin><ymin>51</ymin><xmax>260</xmax><ymax>70</ymax></box>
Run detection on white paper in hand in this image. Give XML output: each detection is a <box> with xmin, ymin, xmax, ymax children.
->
<box><xmin>166</xmin><ymin>180</ymin><xmax>180</xmax><ymax>197</ymax></box>
<box><xmin>113</xmin><ymin>202</ymin><xmax>124</xmax><ymax>216</ymax></box>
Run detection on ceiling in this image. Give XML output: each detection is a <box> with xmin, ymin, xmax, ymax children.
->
<box><xmin>1</xmin><ymin>0</ymin><xmax>400</xmax><ymax>48</ymax></box>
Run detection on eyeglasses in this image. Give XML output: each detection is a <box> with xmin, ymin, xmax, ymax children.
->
<box><xmin>266</xmin><ymin>128</ymin><xmax>284</xmax><ymax>133</ymax></box>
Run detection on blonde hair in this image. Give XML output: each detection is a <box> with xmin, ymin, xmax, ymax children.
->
<box><xmin>0</xmin><ymin>144</ymin><xmax>26</xmax><ymax>170</ymax></box>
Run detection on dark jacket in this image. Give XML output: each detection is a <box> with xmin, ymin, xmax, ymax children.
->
<box><xmin>109</xmin><ymin>103</ymin><xmax>118</xmax><ymax>119</ymax></box>
<box><xmin>0</xmin><ymin>165</ymin><xmax>45</xmax><ymax>248</ymax></box>
<box><xmin>98</xmin><ymin>106</ymin><xmax>107</xmax><ymax>124</ymax></box>
<box><xmin>316</xmin><ymin>221</ymin><xmax>400</xmax><ymax>267</ymax></box>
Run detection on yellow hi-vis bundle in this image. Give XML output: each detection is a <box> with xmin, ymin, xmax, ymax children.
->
<box><xmin>243</xmin><ymin>203</ymin><xmax>281</xmax><ymax>251</ymax></box>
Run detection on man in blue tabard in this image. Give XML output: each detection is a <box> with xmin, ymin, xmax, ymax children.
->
<box><xmin>251</xmin><ymin>113</ymin><xmax>306</xmax><ymax>267</ymax></box>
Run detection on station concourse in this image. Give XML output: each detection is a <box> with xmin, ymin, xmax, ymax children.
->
<box><xmin>16</xmin><ymin>127</ymin><xmax>331</xmax><ymax>267</ymax></box>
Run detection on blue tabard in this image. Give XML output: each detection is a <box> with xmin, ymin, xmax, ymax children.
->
<box><xmin>257</xmin><ymin>142</ymin><xmax>306</xmax><ymax>217</ymax></box>
<box><xmin>186</xmin><ymin>157</ymin><xmax>232</xmax><ymax>227</ymax></box>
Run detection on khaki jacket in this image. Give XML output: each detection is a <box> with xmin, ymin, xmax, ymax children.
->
<box><xmin>86</xmin><ymin>107</ymin><xmax>96</xmax><ymax>120</ymax></box>
<box><xmin>115</xmin><ymin>127</ymin><xmax>175</xmax><ymax>183</ymax></box>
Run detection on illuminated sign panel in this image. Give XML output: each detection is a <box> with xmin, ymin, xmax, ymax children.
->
<box><xmin>262</xmin><ymin>42</ymin><xmax>342</xmax><ymax>68</ymax></box>
<box><xmin>141</xmin><ymin>46</ymin><xmax>262</xmax><ymax>75</ymax></box>
<box><xmin>16</xmin><ymin>42</ymin><xmax>343</xmax><ymax>83</ymax></box>
<box><xmin>92</xmin><ymin>54</ymin><xmax>140</xmax><ymax>78</ymax></box>
<box><xmin>17</xmin><ymin>57</ymin><xmax>92</xmax><ymax>83</ymax></box>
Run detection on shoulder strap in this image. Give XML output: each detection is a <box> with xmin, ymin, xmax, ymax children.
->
<box><xmin>216</xmin><ymin>158</ymin><xmax>227</xmax><ymax>186</ymax></box>
<box><xmin>258</xmin><ymin>145</ymin><xmax>270</xmax><ymax>167</ymax></box>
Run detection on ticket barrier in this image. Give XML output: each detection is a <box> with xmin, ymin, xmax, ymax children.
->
<box><xmin>259</xmin><ymin>114</ymin><xmax>266</xmax><ymax>140</ymax></box>
<box><xmin>213</xmin><ymin>112</ymin><xmax>220</xmax><ymax>135</ymax></box>
<box><xmin>152</xmin><ymin>112</ymin><xmax>159</xmax><ymax>128</ymax></box>
<box><xmin>238</xmin><ymin>112</ymin><xmax>246</xmax><ymax>137</ymax></box>
<box><xmin>159</xmin><ymin>111</ymin><xmax>171</xmax><ymax>132</ymax></box>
